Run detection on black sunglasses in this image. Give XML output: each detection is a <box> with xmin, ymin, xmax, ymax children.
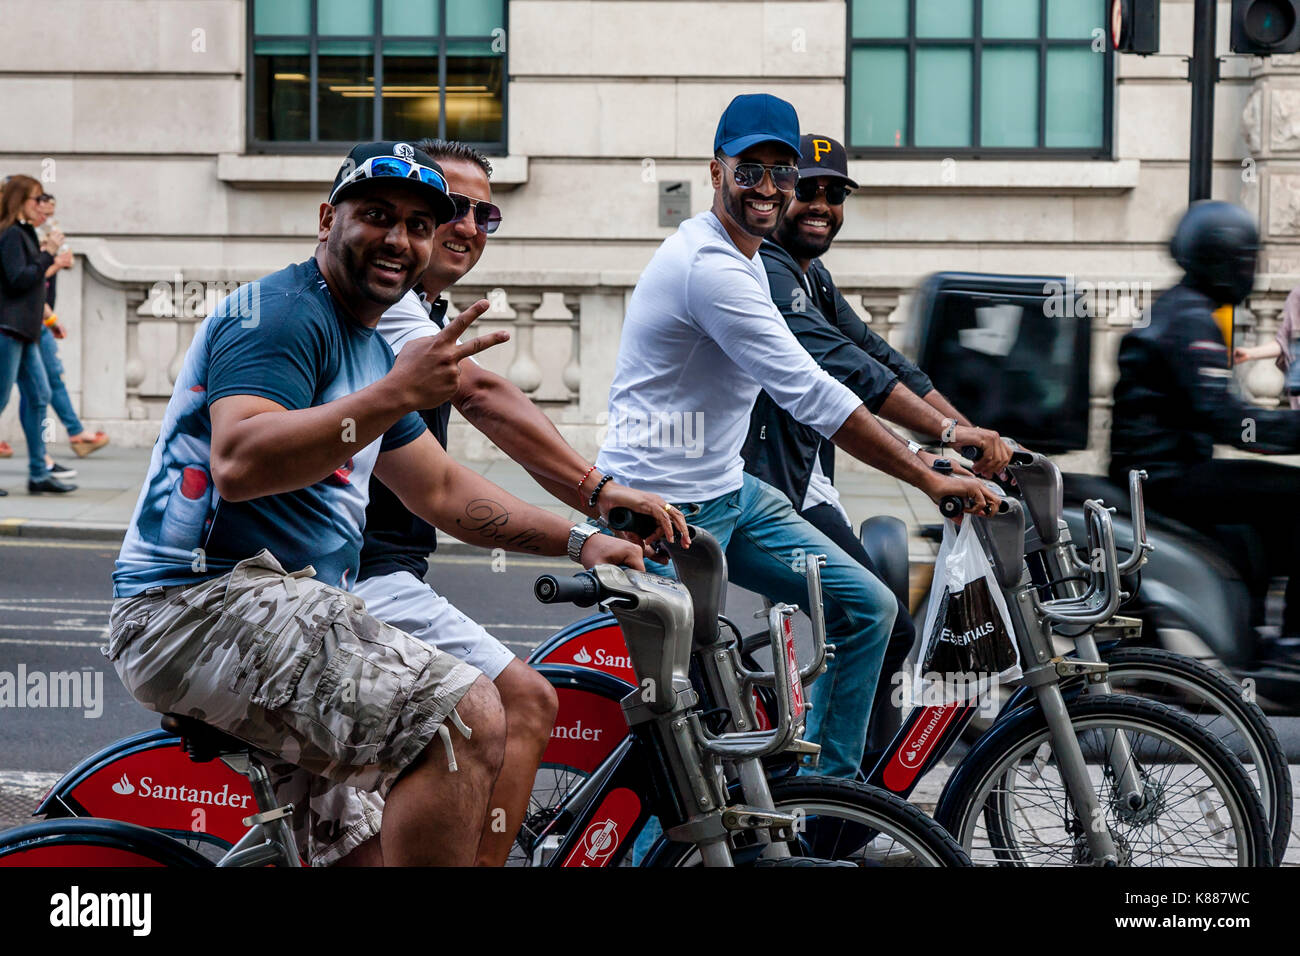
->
<box><xmin>717</xmin><ymin>158</ymin><xmax>799</xmax><ymax>193</ymax></box>
<box><xmin>448</xmin><ymin>193</ymin><xmax>502</xmax><ymax>235</ymax></box>
<box><xmin>794</xmin><ymin>180</ymin><xmax>851</xmax><ymax>205</ymax></box>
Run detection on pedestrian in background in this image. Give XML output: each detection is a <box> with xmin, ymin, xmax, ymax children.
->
<box><xmin>0</xmin><ymin>174</ymin><xmax>76</xmax><ymax>494</ymax></box>
<box><xmin>1235</xmin><ymin>285</ymin><xmax>1300</xmax><ymax>409</ymax></box>
<box><xmin>26</xmin><ymin>192</ymin><xmax>109</xmax><ymax>480</ymax></box>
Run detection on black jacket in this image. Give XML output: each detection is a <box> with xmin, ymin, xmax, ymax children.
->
<box><xmin>741</xmin><ymin>239</ymin><xmax>934</xmax><ymax>509</ymax></box>
<box><xmin>0</xmin><ymin>222</ymin><xmax>54</xmax><ymax>343</ymax></box>
<box><xmin>1109</xmin><ymin>280</ymin><xmax>1300</xmax><ymax>485</ymax></box>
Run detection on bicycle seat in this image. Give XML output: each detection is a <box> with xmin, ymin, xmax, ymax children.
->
<box><xmin>161</xmin><ymin>714</ymin><xmax>254</xmax><ymax>763</ymax></box>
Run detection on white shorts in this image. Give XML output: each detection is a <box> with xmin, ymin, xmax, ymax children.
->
<box><xmin>351</xmin><ymin>570</ymin><xmax>516</xmax><ymax>681</ymax></box>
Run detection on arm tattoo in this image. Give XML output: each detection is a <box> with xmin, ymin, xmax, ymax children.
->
<box><xmin>455</xmin><ymin>498</ymin><xmax>546</xmax><ymax>552</ymax></box>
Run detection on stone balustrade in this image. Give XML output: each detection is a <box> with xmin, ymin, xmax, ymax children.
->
<box><xmin>6</xmin><ymin>240</ymin><xmax>1295</xmax><ymax>476</ymax></box>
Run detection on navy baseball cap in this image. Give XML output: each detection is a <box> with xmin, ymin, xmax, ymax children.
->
<box><xmin>798</xmin><ymin>134</ymin><xmax>858</xmax><ymax>188</ymax></box>
<box><xmin>328</xmin><ymin>141</ymin><xmax>456</xmax><ymax>224</ymax></box>
<box><xmin>714</xmin><ymin>94</ymin><xmax>802</xmax><ymax>159</ymax></box>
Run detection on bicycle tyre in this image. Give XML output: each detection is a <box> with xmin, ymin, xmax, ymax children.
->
<box><xmin>935</xmin><ymin>694</ymin><xmax>1272</xmax><ymax>867</ymax></box>
<box><xmin>0</xmin><ymin>818</ymin><xmax>212</xmax><ymax>867</ymax></box>
<box><xmin>646</xmin><ymin>776</ymin><xmax>972</xmax><ymax>867</ymax></box>
<box><xmin>1089</xmin><ymin>646</ymin><xmax>1292</xmax><ymax>863</ymax></box>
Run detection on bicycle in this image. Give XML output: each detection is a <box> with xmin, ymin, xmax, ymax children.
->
<box><xmin>950</xmin><ymin>443</ymin><xmax>1291</xmax><ymax>862</ymax></box>
<box><xmin>532</xmin><ymin>483</ymin><xmax>1275</xmax><ymax>866</ymax></box>
<box><xmin>0</xmin><ymin>714</ymin><xmax>302</xmax><ymax>867</ymax></box>
<box><xmin>0</xmin><ymin>525</ymin><xmax>970</xmax><ymax>868</ymax></box>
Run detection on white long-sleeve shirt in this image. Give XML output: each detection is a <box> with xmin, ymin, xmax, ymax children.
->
<box><xmin>597</xmin><ymin>211</ymin><xmax>862</xmax><ymax>502</ymax></box>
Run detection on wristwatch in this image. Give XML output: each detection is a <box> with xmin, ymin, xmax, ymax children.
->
<box><xmin>567</xmin><ymin>523</ymin><xmax>602</xmax><ymax>563</ymax></box>
<box><xmin>907</xmin><ymin>440</ymin><xmax>924</xmax><ymax>456</ymax></box>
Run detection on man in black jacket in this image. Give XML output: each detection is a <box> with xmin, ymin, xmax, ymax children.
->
<box><xmin>741</xmin><ymin>134</ymin><xmax>1012</xmax><ymax>753</ymax></box>
<box><xmin>1110</xmin><ymin>201</ymin><xmax>1300</xmax><ymax>642</ymax></box>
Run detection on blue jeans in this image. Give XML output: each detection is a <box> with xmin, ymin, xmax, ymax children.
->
<box><xmin>20</xmin><ymin>328</ymin><xmax>83</xmax><ymax>437</ymax></box>
<box><xmin>658</xmin><ymin>473</ymin><xmax>897</xmax><ymax>778</ymax></box>
<box><xmin>0</xmin><ymin>332</ymin><xmax>51</xmax><ymax>481</ymax></box>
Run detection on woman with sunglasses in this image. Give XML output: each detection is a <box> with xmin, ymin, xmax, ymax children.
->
<box><xmin>0</xmin><ymin>175</ymin><xmax>76</xmax><ymax>494</ymax></box>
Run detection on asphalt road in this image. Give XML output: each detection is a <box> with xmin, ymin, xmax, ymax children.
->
<box><xmin>3</xmin><ymin>536</ymin><xmax>1298</xmax><ymax>787</ymax></box>
<box><xmin>0</xmin><ymin>537</ymin><xmax>771</xmax><ymax>775</ymax></box>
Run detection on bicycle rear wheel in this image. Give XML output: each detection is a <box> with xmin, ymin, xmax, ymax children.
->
<box><xmin>0</xmin><ymin>818</ymin><xmax>211</xmax><ymax>867</ymax></box>
<box><xmin>935</xmin><ymin>695</ymin><xmax>1272</xmax><ymax>866</ymax></box>
<box><xmin>647</xmin><ymin>777</ymin><xmax>971</xmax><ymax>867</ymax></box>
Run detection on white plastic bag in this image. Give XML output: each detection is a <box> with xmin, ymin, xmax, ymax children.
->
<box><xmin>913</xmin><ymin>515</ymin><xmax>1021</xmax><ymax>706</ymax></box>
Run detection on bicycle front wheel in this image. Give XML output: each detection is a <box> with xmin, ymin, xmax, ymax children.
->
<box><xmin>648</xmin><ymin>777</ymin><xmax>972</xmax><ymax>867</ymax></box>
<box><xmin>1094</xmin><ymin>646</ymin><xmax>1291</xmax><ymax>863</ymax></box>
<box><xmin>935</xmin><ymin>695</ymin><xmax>1272</xmax><ymax>866</ymax></box>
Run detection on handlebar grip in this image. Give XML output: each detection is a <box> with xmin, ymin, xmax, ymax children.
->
<box><xmin>961</xmin><ymin>443</ymin><xmax>1034</xmax><ymax>467</ymax></box>
<box><xmin>534</xmin><ymin>572</ymin><xmax>601</xmax><ymax>607</ymax></box>
<box><xmin>939</xmin><ymin>496</ymin><xmax>964</xmax><ymax>519</ymax></box>
<box><xmin>938</xmin><ymin>495</ymin><xmax>1010</xmax><ymax>519</ymax></box>
<box><xmin>607</xmin><ymin>506</ymin><xmax>659</xmax><ymax>538</ymax></box>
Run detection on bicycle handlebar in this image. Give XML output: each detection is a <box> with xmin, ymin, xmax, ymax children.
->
<box><xmin>959</xmin><ymin>440</ymin><xmax>1034</xmax><ymax>468</ymax></box>
<box><xmin>939</xmin><ymin>495</ymin><xmax>1011</xmax><ymax>519</ymax></box>
<box><xmin>607</xmin><ymin>506</ymin><xmax>658</xmax><ymax>538</ymax></box>
<box><xmin>534</xmin><ymin>572</ymin><xmax>602</xmax><ymax>608</ymax></box>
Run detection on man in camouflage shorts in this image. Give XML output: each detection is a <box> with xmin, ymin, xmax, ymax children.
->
<box><xmin>108</xmin><ymin>142</ymin><xmax>643</xmax><ymax>865</ymax></box>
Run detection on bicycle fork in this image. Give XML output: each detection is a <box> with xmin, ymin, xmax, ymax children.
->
<box><xmin>1010</xmin><ymin>586</ymin><xmax>1122</xmax><ymax>865</ymax></box>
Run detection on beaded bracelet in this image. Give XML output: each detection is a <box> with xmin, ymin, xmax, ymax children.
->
<box><xmin>577</xmin><ymin>464</ymin><xmax>597</xmax><ymax>491</ymax></box>
<box><xmin>586</xmin><ymin>474</ymin><xmax>613</xmax><ymax>509</ymax></box>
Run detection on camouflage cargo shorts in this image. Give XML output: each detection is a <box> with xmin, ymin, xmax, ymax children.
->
<box><xmin>104</xmin><ymin>549</ymin><xmax>483</xmax><ymax>866</ymax></box>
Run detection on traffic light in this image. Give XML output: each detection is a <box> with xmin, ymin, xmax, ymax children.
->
<box><xmin>1110</xmin><ymin>0</ymin><xmax>1160</xmax><ymax>54</ymax></box>
<box><xmin>1231</xmin><ymin>0</ymin><xmax>1300</xmax><ymax>54</ymax></box>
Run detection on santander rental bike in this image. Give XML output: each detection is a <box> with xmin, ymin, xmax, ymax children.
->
<box><xmin>0</xmin><ymin>518</ymin><xmax>968</xmax><ymax>867</ymax></box>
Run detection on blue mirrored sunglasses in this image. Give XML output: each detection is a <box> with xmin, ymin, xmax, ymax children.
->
<box><xmin>331</xmin><ymin>155</ymin><xmax>448</xmax><ymax>203</ymax></box>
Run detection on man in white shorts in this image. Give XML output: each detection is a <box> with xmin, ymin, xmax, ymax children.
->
<box><xmin>352</xmin><ymin>139</ymin><xmax>688</xmax><ymax>866</ymax></box>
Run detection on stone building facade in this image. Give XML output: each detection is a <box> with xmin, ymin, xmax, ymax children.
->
<box><xmin>1</xmin><ymin>0</ymin><xmax>1294</xmax><ymax>473</ymax></box>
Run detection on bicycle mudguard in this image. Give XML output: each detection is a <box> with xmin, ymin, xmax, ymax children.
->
<box><xmin>534</xmin><ymin>663</ymin><xmax>635</xmax><ymax>775</ymax></box>
<box><xmin>0</xmin><ymin>817</ymin><xmax>212</xmax><ymax>867</ymax></box>
<box><xmin>529</xmin><ymin>613</ymin><xmax>636</xmax><ymax>684</ymax></box>
<box><xmin>35</xmin><ymin>729</ymin><xmax>253</xmax><ymax>849</ymax></box>
<box><xmin>534</xmin><ymin>616</ymin><xmax>775</xmax><ymax>732</ymax></box>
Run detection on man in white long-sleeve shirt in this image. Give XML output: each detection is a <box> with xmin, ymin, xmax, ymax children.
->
<box><xmin>598</xmin><ymin>94</ymin><xmax>996</xmax><ymax>777</ymax></box>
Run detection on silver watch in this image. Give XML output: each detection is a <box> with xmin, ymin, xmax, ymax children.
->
<box><xmin>567</xmin><ymin>523</ymin><xmax>602</xmax><ymax>563</ymax></box>
<box><xmin>907</xmin><ymin>440</ymin><xmax>923</xmax><ymax>456</ymax></box>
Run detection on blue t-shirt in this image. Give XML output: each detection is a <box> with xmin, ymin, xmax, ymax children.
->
<box><xmin>113</xmin><ymin>258</ymin><xmax>426</xmax><ymax>596</ymax></box>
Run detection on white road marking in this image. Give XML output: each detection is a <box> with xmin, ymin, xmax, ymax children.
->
<box><xmin>0</xmin><ymin>598</ymin><xmax>113</xmax><ymax>604</ymax></box>
<box><xmin>0</xmin><ymin>636</ymin><xmax>104</xmax><ymax>648</ymax></box>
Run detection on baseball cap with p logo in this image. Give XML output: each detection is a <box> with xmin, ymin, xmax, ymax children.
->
<box><xmin>797</xmin><ymin>134</ymin><xmax>858</xmax><ymax>188</ymax></box>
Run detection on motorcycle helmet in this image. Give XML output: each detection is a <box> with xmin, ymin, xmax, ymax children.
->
<box><xmin>1169</xmin><ymin>201</ymin><xmax>1259</xmax><ymax>306</ymax></box>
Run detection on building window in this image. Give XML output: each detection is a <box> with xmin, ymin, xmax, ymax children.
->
<box><xmin>249</xmin><ymin>0</ymin><xmax>506</xmax><ymax>152</ymax></box>
<box><xmin>846</xmin><ymin>0</ymin><xmax>1112</xmax><ymax>156</ymax></box>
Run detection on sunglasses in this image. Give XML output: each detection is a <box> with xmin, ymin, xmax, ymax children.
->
<box><xmin>448</xmin><ymin>193</ymin><xmax>502</xmax><ymax>235</ymax></box>
<box><xmin>794</xmin><ymin>180</ymin><xmax>852</xmax><ymax>205</ymax></box>
<box><xmin>717</xmin><ymin>158</ymin><xmax>799</xmax><ymax>193</ymax></box>
<box><xmin>331</xmin><ymin>155</ymin><xmax>448</xmax><ymax>204</ymax></box>
<box><xmin>36</xmin><ymin>194</ymin><xmax>54</xmax><ymax>203</ymax></box>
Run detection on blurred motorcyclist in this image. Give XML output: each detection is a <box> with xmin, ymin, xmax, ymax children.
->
<box><xmin>1109</xmin><ymin>200</ymin><xmax>1300</xmax><ymax>645</ymax></box>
